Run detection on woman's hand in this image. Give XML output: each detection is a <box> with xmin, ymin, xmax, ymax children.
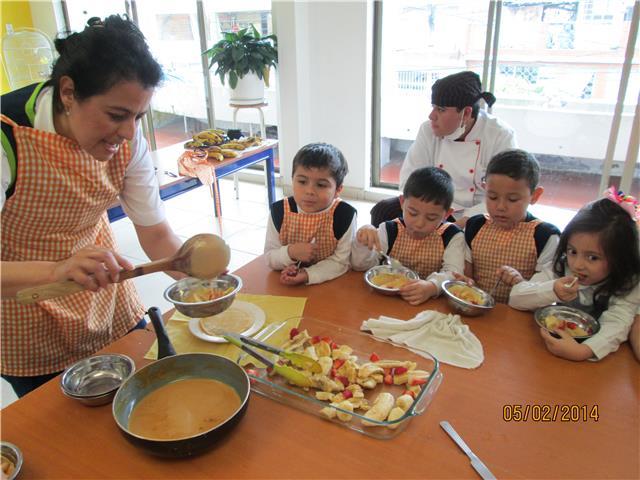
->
<box><xmin>553</xmin><ymin>275</ymin><xmax>579</xmax><ymax>302</ymax></box>
<box><xmin>399</xmin><ymin>280</ymin><xmax>437</xmax><ymax>306</ymax></box>
<box><xmin>496</xmin><ymin>265</ymin><xmax>524</xmax><ymax>287</ymax></box>
<box><xmin>539</xmin><ymin>328</ymin><xmax>593</xmax><ymax>361</ymax></box>
<box><xmin>52</xmin><ymin>246</ymin><xmax>134</xmax><ymax>291</ymax></box>
<box><xmin>280</xmin><ymin>265</ymin><xmax>309</xmax><ymax>286</ymax></box>
<box><xmin>287</xmin><ymin>242</ymin><xmax>317</xmax><ymax>263</ymax></box>
<box><xmin>356</xmin><ymin>226</ymin><xmax>380</xmax><ymax>251</ymax></box>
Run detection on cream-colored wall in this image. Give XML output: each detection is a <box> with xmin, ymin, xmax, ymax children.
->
<box><xmin>0</xmin><ymin>1</ymin><xmax>35</xmax><ymax>94</ymax></box>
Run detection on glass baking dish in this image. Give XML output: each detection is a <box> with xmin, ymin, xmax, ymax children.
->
<box><xmin>236</xmin><ymin>316</ymin><xmax>443</xmax><ymax>439</ymax></box>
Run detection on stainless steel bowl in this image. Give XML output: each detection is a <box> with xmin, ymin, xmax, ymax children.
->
<box><xmin>364</xmin><ymin>265</ymin><xmax>420</xmax><ymax>296</ymax></box>
<box><xmin>534</xmin><ymin>305</ymin><xmax>600</xmax><ymax>342</ymax></box>
<box><xmin>0</xmin><ymin>442</ymin><xmax>23</xmax><ymax>480</ymax></box>
<box><xmin>164</xmin><ymin>273</ymin><xmax>242</xmax><ymax>318</ymax></box>
<box><xmin>441</xmin><ymin>280</ymin><xmax>495</xmax><ymax>316</ymax></box>
<box><xmin>61</xmin><ymin>354</ymin><xmax>135</xmax><ymax>406</ymax></box>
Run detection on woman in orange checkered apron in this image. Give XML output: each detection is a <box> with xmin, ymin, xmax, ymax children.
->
<box><xmin>1</xmin><ymin>16</ymin><xmax>182</xmax><ymax>397</ymax></box>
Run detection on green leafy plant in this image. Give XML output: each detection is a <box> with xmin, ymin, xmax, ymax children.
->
<box><xmin>204</xmin><ymin>24</ymin><xmax>278</xmax><ymax>89</ymax></box>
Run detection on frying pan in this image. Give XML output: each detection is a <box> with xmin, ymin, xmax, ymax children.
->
<box><xmin>111</xmin><ymin>307</ymin><xmax>250</xmax><ymax>458</ymax></box>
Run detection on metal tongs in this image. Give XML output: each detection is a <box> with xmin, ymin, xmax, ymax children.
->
<box><xmin>223</xmin><ymin>332</ymin><xmax>321</xmax><ymax>387</ymax></box>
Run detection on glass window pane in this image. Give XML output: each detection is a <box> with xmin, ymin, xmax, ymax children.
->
<box><xmin>135</xmin><ymin>0</ymin><xmax>207</xmax><ymax>149</ymax></box>
<box><xmin>493</xmin><ymin>0</ymin><xmax>637</xmax><ymax>211</ymax></box>
<box><xmin>377</xmin><ymin>1</ymin><xmax>490</xmax><ymax>186</ymax></box>
<box><xmin>64</xmin><ymin>0</ymin><xmax>127</xmax><ymax>31</ymax></box>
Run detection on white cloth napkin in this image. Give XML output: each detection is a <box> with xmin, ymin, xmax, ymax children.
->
<box><xmin>361</xmin><ymin>310</ymin><xmax>484</xmax><ymax>369</ymax></box>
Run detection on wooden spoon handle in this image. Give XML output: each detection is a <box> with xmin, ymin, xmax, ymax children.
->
<box><xmin>15</xmin><ymin>257</ymin><xmax>177</xmax><ymax>305</ymax></box>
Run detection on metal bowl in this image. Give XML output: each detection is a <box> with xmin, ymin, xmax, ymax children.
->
<box><xmin>61</xmin><ymin>354</ymin><xmax>135</xmax><ymax>406</ymax></box>
<box><xmin>364</xmin><ymin>265</ymin><xmax>420</xmax><ymax>296</ymax></box>
<box><xmin>441</xmin><ymin>280</ymin><xmax>495</xmax><ymax>317</ymax></box>
<box><xmin>534</xmin><ymin>305</ymin><xmax>600</xmax><ymax>342</ymax></box>
<box><xmin>0</xmin><ymin>442</ymin><xmax>23</xmax><ymax>480</ymax></box>
<box><xmin>163</xmin><ymin>273</ymin><xmax>242</xmax><ymax>318</ymax></box>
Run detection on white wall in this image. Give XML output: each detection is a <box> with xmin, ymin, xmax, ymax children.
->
<box><xmin>273</xmin><ymin>0</ymin><xmax>373</xmax><ymax>194</ymax></box>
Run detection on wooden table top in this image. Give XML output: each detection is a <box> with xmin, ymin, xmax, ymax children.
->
<box><xmin>1</xmin><ymin>257</ymin><xmax>638</xmax><ymax>479</ymax></box>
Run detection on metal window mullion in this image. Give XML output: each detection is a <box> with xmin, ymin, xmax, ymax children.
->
<box><xmin>197</xmin><ymin>0</ymin><xmax>216</xmax><ymax>128</ymax></box>
<box><xmin>488</xmin><ymin>0</ymin><xmax>502</xmax><ymax>113</ymax></box>
<box><xmin>131</xmin><ymin>0</ymin><xmax>158</xmax><ymax>151</ymax></box>
<box><xmin>619</xmin><ymin>89</ymin><xmax>639</xmax><ymax>193</ymax></box>
<box><xmin>371</xmin><ymin>0</ymin><xmax>383</xmax><ymax>187</ymax></box>
<box><xmin>481</xmin><ymin>0</ymin><xmax>497</xmax><ymax>91</ymax></box>
<box><xmin>599</xmin><ymin>0</ymin><xmax>639</xmax><ymax>193</ymax></box>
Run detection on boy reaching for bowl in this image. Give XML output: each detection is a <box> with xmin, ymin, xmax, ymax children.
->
<box><xmin>351</xmin><ymin>167</ymin><xmax>465</xmax><ymax>305</ymax></box>
<box><xmin>264</xmin><ymin>143</ymin><xmax>357</xmax><ymax>285</ymax></box>
<box><xmin>463</xmin><ymin>149</ymin><xmax>560</xmax><ymax>303</ymax></box>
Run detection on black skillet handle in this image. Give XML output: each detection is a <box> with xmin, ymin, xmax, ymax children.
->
<box><xmin>147</xmin><ymin>307</ymin><xmax>176</xmax><ymax>359</ymax></box>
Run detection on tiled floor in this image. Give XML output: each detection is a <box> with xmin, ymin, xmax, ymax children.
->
<box><xmin>0</xmin><ymin>177</ymin><xmax>575</xmax><ymax>408</ymax></box>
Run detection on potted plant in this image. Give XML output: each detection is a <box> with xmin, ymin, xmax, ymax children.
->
<box><xmin>204</xmin><ymin>24</ymin><xmax>278</xmax><ymax>105</ymax></box>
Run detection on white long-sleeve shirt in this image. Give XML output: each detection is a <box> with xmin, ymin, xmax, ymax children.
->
<box><xmin>350</xmin><ymin>222</ymin><xmax>465</xmax><ymax>295</ymax></box>
<box><xmin>1</xmin><ymin>86</ymin><xmax>165</xmax><ymax>226</ymax></box>
<box><xmin>398</xmin><ymin>110</ymin><xmax>516</xmax><ymax>218</ymax></box>
<box><xmin>264</xmin><ymin>204</ymin><xmax>357</xmax><ymax>285</ymax></box>
<box><xmin>509</xmin><ymin>265</ymin><xmax>640</xmax><ymax>360</ymax></box>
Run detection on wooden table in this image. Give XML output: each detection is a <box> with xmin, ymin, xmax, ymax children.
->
<box><xmin>1</xmin><ymin>257</ymin><xmax>638</xmax><ymax>479</ymax></box>
<box><xmin>107</xmin><ymin>139</ymin><xmax>277</xmax><ymax>221</ymax></box>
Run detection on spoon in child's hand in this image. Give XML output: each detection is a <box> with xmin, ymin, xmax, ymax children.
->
<box><xmin>488</xmin><ymin>277</ymin><xmax>502</xmax><ymax>299</ymax></box>
<box><xmin>564</xmin><ymin>276</ymin><xmax>579</xmax><ymax>288</ymax></box>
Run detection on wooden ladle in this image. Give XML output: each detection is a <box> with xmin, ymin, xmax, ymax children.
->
<box><xmin>16</xmin><ymin>234</ymin><xmax>231</xmax><ymax>305</ymax></box>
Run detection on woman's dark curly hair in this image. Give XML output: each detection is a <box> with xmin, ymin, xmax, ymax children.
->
<box><xmin>50</xmin><ymin>15</ymin><xmax>162</xmax><ymax>112</ymax></box>
<box><xmin>553</xmin><ymin>198</ymin><xmax>640</xmax><ymax>300</ymax></box>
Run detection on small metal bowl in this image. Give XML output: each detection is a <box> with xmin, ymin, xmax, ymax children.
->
<box><xmin>534</xmin><ymin>305</ymin><xmax>600</xmax><ymax>342</ymax></box>
<box><xmin>61</xmin><ymin>354</ymin><xmax>135</xmax><ymax>406</ymax></box>
<box><xmin>1</xmin><ymin>442</ymin><xmax>23</xmax><ymax>480</ymax></box>
<box><xmin>164</xmin><ymin>273</ymin><xmax>242</xmax><ymax>318</ymax></box>
<box><xmin>364</xmin><ymin>265</ymin><xmax>420</xmax><ymax>296</ymax></box>
<box><xmin>441</xmin><ymin>280</ymin><xmax>495</xmax><ymax>316</ymax></box>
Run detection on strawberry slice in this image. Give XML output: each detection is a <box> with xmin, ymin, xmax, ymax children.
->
<box><xmin>402</xmin><ymin>389</ymin><xmax>416</xmax><ymax>399</ymax></box>
<box><xmin>310</xmin><ymin>335</ymin><xmax>321</xmax><ymax>344</ymax></box>
<box><xmin>342</xmin><ymin>389</ymin><xmax>353</xmax><ymax>399</ymax></box>
<box><xmin>289</xmin><ymin>327</ymin><xmax>300</xmax><ymax>339</ymax></box>
<box><xmin>369</xmin><ymin>352</ymin><xmax>381</xmax><ymax>362</ymax></box>
<box><xmin>384</xmin><ymin>373</ymin><xmax>393</xmax><ymax>385</ymax></box>
<box><xmin>333</xmin><ymin>359</ymin><xmax>346</xmax><ymax>370</ymax></box>
<box><xmin>330</xmin><ymin>341</ymin><xmax>339</xmax><ymax>350</ymax></box>
<box><xmin>409</xmin><ymin>378</ymin><xmax>427</xmax><ymax>386</ymax></box>
<box><xmin>394</xmin><ymin>366</ymin><xmax>408</xmax><ymax>375</ymax></box>
<box><xmin>335</xmin><ymin>375</ymin><xmax>349</xmax><ymax>387</ymax></box>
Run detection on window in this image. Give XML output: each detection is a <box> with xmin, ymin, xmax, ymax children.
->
<box><xmin>374</xmin><ymin>0</ymin><xmax>638</xmax><ymax>212</ymax></box>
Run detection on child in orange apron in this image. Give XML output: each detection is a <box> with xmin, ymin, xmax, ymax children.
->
<box><xmin>510</xmin><ymin>191</ymin><xmax>640</xmax><ymax>361</ymax></box>
<box><xmin>463</xmin><ymin>149</ymin><xmax>560</xmax><ymax>303</ymax></box>
<box><xmin>352</xmin><ymin>167</ymin><xmax>465</xmax><ymax>305</ymax></box>
<box><xmin>264</xmin><ymin>143</ymin><xmax>356</xmax><ymax>285</ymax></box>
<box><xmin>1</xmin><ymin>16</ymin><xmax>183</xmax><ymax>397</ymax></box>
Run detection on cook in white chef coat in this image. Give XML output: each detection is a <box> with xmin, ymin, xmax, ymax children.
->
<box><xmin>372</xmin><ymin>71</ymin><xmax>517</xmax><ymax>228</ymax></box>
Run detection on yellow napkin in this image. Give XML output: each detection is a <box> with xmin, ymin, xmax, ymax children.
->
<box><xmin>144</xmin><ymin>294</ymin><xmax>307</xmax><ymax>361</ymax></box>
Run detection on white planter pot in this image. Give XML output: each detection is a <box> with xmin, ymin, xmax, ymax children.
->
<box><xmin>228</xmin><ymin>72</ymin><xmax>265</xmax><ymax>105</ymax></box>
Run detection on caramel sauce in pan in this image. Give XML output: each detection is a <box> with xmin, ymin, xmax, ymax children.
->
<box><xmin>128</xmin><ymin>378</ymin><xmax>241</xmax><ymax>439</ymax></box>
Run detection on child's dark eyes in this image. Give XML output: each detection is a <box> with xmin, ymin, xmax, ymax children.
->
<box><xmin>109</xmin><ymin>113</ymin><xmax>126</xmax><ymax>122</ymax></box>
<box><xmin>587</xmin><ymin>255</ymin><xmax>600</xmax><ymax>262</ymax></box>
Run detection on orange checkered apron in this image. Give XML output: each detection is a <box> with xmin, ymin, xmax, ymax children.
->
<box><xmin>389</xmin><ymin>220</ymin><xmax>449</xmax><ymax>278</ymax></box>
<box><xmin>1</xmin><ymin>115</ymin><xmax>145</xmax><ymax>376</ymax></box>
<box><xmin>471</xmin><ymin>215</ymin><xmax>540</xmax><ymax>303</ymax></box>
<box><xmin>279</xmin><ymin>197</ymin><xmax>340</xmax><ymax>262</ymax></box>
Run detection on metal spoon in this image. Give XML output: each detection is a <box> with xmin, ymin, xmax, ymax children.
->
<box><xmin>16</xmin><ymin>234</ymin><xmax>230</xmax><ymax>305</ymax></box>
<box><xmin>378</xmin><ymin>250</ymin><xmax>404</xmax><ymax>270</ymax></box>
<box><xmin>488</xmin><ymin>277</ymin><xmax>502</xmax><ymax>299</ymax></box>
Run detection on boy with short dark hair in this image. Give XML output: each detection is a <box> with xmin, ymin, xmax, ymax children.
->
<box><xmin>464</xmin><ymin>148</ymin><xmax>560</xmax><ymax>302</ymax></box>
<box><xmin>264</xmin><ymin>142</ymin><xmax>357</xmax><ymax>285</ymax></box>
<box><xmin>352</xmin><ymin>167</ymin><xmax>465</xmax><ymax>305</ymax></box>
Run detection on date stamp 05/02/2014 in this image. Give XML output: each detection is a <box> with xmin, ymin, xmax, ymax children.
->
<box><xmin>503</xmin><ymin>404</ymin><xmax>599</xmax><ymax>422</ymax></box>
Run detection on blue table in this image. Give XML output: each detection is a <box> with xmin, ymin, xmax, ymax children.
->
<box><xmin>108</xmin><ymin>140</ymin><xmax>277</xmax><ymax>222</ymax></box>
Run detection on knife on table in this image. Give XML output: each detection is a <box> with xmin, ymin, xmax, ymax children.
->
<box><xmin>440</xmin><ymin>421</ymin><xmax>497</xmax><ymax>480</ymax></box>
